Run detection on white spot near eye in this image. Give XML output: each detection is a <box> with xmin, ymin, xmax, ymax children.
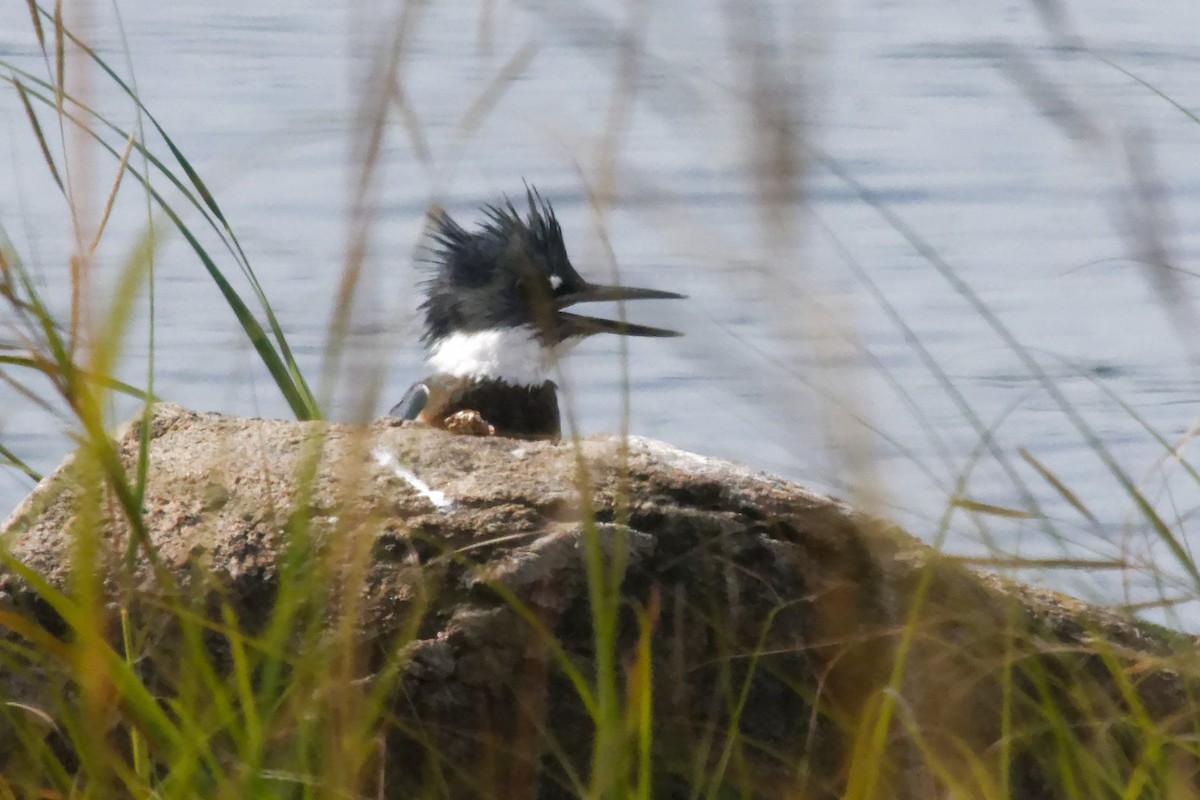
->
<box><xmin>549</xmin><ymin>274</ymin><xmax>563</xmax><ymax>290</ymax></box>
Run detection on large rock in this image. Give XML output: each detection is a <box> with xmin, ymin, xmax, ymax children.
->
<box><xmin>0</xmin><ymin>403</ymin><xmax>1196</xmax><ymax>798</ymax></box>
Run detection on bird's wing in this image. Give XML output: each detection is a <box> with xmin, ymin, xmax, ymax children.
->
<box><xmin>389</xmin><ymin>381</ymin><xmax>430</xmax><ymax>420</ymax></box>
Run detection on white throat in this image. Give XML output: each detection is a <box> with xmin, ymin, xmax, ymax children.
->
<box><xmin>428</xmin><ymin>327</ymin><xmax>580</xmax><ymax>386</ymax></box>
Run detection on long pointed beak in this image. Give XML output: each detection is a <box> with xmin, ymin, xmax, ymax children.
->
<box><xmin>554</xmin><ymin>281</ymin><xmax>685</xmax><ymax>338</ymax></box>
<box><xmin>555</xmin><ymin>283</ymin><xmax>685</xmax><ymax>308</ymax></box>
<box><xmin>557</xmin><ymin>311</ymin><xmax>681</xmax><ymax>338</ymax></box>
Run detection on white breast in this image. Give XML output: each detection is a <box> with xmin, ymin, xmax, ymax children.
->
<box><xmin>428</xmin><ymin>327</ymin><xmax>581</xmax><ymax>386</ymax></box>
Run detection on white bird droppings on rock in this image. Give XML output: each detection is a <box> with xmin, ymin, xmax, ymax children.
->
<box><xmin>372</xmin><ymin>447</ymin><xmax>452</xmax><ymax>511</ymax></box>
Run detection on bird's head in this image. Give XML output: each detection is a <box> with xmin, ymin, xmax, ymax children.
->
<box><xmin>419</xmin><ymin>188</ymin><xmax>683</xmax><ymax>385</ymax></box>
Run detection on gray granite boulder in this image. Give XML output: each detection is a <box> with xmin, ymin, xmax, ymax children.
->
<box><xmin>0</xmin><ymin>403</ymin><xmax>1195</xmax><ymax>798</ymax></box>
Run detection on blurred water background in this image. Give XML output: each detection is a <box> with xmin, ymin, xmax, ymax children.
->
<box><xmin>2</xmin><ymin>0</ymin><xmax>1199</xmax><ymax>627</ymax></box>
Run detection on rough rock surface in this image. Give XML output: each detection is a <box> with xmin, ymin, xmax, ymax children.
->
<box><xmin>0</xmin><ymin>403</ymin><xmax>1196</xmax><ymax>798</ymax></box>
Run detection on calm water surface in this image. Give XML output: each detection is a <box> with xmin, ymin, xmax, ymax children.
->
<box><xmin>2</xmin><ymin>1</ymin><xmax>1199</xmax><ymax>627</ymax></box>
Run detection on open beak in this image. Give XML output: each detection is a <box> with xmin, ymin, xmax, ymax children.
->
<box><xmin>554</xmin><ymin>282</ymin><xmax>685</xmax><ymax>338</ymax></box>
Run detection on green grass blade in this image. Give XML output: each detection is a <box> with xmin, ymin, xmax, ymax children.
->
<box><xmin>0</xmin><ymin>74</ymin><xmax>319</xmax><ymax>420</ymax></box>
<box><xmin>25</xmin><ymin>6</ymin><xmax>319</xmax><ymax>415</ymax></box>
<box><xmin>12</xmin><ymin>79</ymin><xmax>63</xmax><ymax>192</ymax></box>
<box><xmin>22</xmin><ymin>0</ymin><xmax>45</xmax><ymax>50</ymax></box>
<box><xmin>0</xmin><ymin>442</ymin><xmax>41</xmax><ymax>482</ymax></box>
<box><xmin>0</xmin><ymin>355</ymin><xmax>159</xmax><ymax>403</ymax></box>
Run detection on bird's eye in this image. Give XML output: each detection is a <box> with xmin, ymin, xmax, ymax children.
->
<box><xmin>549</xmin><ymin>274</ymin><xmax>563</xmax><ymax>291</ymax></box>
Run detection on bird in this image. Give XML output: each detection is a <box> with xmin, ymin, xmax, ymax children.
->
<box><xmin>390</xmin><ymin>187</ymin><xmax>684</xmax><ymax>440</ymax></box>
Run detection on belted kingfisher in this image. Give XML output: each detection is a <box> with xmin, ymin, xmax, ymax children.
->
<box><xmin>390</xmin><ymin>188</ymin><xmax>684</xmax><ymax>440</ymax></box>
